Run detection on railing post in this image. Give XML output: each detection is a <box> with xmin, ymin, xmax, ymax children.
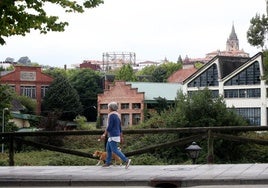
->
<box><xmin>8</xmin><ymin>135</ymin><xmax>14</xmax><ymax>166</ymax></box>
<box><xmin>207</xmin><ymin>129</ymin><xmax>214</xmax><ymax>164</ymax></box>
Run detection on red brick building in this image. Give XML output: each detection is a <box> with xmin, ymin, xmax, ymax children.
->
<box><xmin>80</xmin><ymin>60</ymin><xmax>102</xmax><ymax>71</ymax></box>
<box><xmin>98</xmin><ymin>81</ymin><xmax>182</xmax><ymax>127</ymax></box>
<box><xmin>98</xmin><ymin>81</ymin><xmax>145</xmax><ymax>127</ymax></box>
<box><xmin>0</xmin><ymin>65</ymin><xmax>53</xmax><ymax>114</ymax></box>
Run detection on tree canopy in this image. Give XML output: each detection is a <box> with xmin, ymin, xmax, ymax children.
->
<box><xmin>139</xmin><ymin>88</ymin><xmax>248</xmax><ymax>129</ymax></box>
<box><xmin>152</xmin><ymin>66</ymin><xmax>167</xmax><ymax>82</ymax></box>
<box><xmin>0</xmin><ymin>0</ymin><xmax>103</xmax><ymax>45</ymax></box>
<box><xmin>247</xmin><ymin>14</ymin><xmax>268</xmax><ymax>49</ymax></box>
<box><xmin>68</xmin><ymin>68</ymin><xmax>103</xmax><ymax>121</ymax></box>
<box><xmin>174</xmin><ymin>89</ymin><xmax>248</xmax><ymax>127</ymax></box>
<box><xmin>136</xmin><ymin>62</ymin><xmax>182</xmax><ymax>82</ymax></box>
<box><xmin>0</xmin><ymin>84</ymin><xmax>12</xmax><ymax>113</ymax></box>
<box><xmin>247</xmin><ymin>1</ymin><xmax>268</xmax><ymax>49</ymax></box>
<box><xmin>115</xmin><ymin>64</ymin><xmax>137</xmax><ymax>81</ymax></box>
<box><xmin>42</xmin><ymin>74</ymin><xmax>83</xmax><ymax>121</ymax></box>
<box><xmin>0</xmin><ymin>85</ymin><xmax>13</xmax><ymax>129</ymax></box>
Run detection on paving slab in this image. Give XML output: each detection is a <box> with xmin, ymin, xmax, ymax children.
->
<box><xmin>1</xmin><ymin>164</ymin><xmax>268</xmax><ymax>187</ymax></box>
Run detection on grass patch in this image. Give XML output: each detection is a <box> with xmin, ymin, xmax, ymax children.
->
<box><xmin>0</xmin><ymin>150</ymin><xmax>97</xmax><ymax>166</ymax></box>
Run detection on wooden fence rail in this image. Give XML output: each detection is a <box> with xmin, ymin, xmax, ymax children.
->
<box><xmin>1</xmin><ymin>126</ymin><xmax>268</xmax><ymax>166</ymax></box>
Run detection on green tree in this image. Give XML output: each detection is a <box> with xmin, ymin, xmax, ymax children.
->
<box><xmin>135</xmin><ymin>65</ymin><xmax>156</xmax><ymax>82</ymax></box>
<box><xmin>141</xmin><ymin>62</ymin><xmax>181</xmax><ymax>82</ymax></box>
<box><xmin>42</xmin><ymin>74</ymin><xmax>82</xmax><ymax>121</ymax></box>
<box><xmin>43</xmin><ymin>67</ymin><xmax>68</xmax><ymax>78</ymax></box>
<box><xmin>177</xmin><ymin>55</ymin><xmax>183</xmax><ymax>64</ymax></box>
<box><xmin>159</xmin><ymin>62</ymin><xmax>182</xmax><ymax>79</ymax></box>
<box><xmin>0</xmin><ymin>84</ymin><xmax>12</xmax><ymax>121</ymax></box>
<box><xmin>0</xmin><ymin>85</ymin><xmax>16</xmax><ymax>133</ymax></box>
<box><xmin>246</xmin><ymin>1</ymin><xmax>268</xmax><ymax>81</ymax></box>
<box><xmin>174</xmin><ymin>89</ymin><xmax>247</xmax><ymax>127</ymax></box>
<box><xmin>262</xmin><ymin>50</ymin><xmax>268</xmax><ymax>82</ymax></box>
<box><xmin>0</xmin><ymin>0</ymin><xmax>103</xmax><ymax>45</ymax></box>
<box><xmin>136</xmin><ymin>65</ymin><xmax>157</xmax><ymax>76</ymax></box>
<box><xmin>69</xmin><ymin>69</ymin><xmax>103</xmax><ymax>121</ymax></box>
<box><xmin>152</xmin><ymin>66</ymin><xmax>167</xmax><ymax>82</ymax></box>
<box><xmin>15</xmin><ymin>95</ymin><xmax>37</xmax><ymax>115</ymax></box>
<box><xmin>115</xmin><ymin>64</ymin><xmax>137</xmax><ymax>81</ymax></box>
<box><xmin>136</xmin><ymin>88</ymin><xmax>249</xmax><ymax>164</ymax></box>
<box><xmin>194</xmin><ymin>62</ymin><xmax>204</xmax><ymax>69</ymax></box>
<box><xmin>154</xmin><ymin>97</ymin><xmax>169</xmax><ymax>114</ymax></box>
<box><xmin>247</xmin><ymin>14</ymin><xmax>268</xmax><ymax>49</ymax></box>
<box><xmin>140</xmin><ymin>88</ymin><xmax>247</xmax><ymax>129</ymax></box>
<box><xmin>0</xmin><ymin>85</ymin><xmax>12</xmax><ymax>108</ymax></box>
<box><xmin>247</xmin><ymin>1</ymin><xmax>268</xmax><ymax>49</ymax></box>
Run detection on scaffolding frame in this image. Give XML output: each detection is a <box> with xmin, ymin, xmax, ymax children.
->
<box><xmin>102</xmin><ymin>52</ymin><xmax>136</xmax><ymax>71</ymax></box>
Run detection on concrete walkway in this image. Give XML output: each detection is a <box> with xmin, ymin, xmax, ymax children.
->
<box><xmin>1</xmin><ymin>164</ymin><xmax>268</xmax><ymax>187</ymax></box>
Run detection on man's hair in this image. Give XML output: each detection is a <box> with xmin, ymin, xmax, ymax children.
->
<box><xmin>108</xmin><ymin>102</ymin><xmax>118</xmax><ymax>111</ymax></box>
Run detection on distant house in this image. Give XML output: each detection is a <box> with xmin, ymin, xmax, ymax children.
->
<box><xmin>133</xmin><ymin>61</ymin><xmax>160</xmax><ymax>71</ymax></box>
<box><xmin>4</xmin><ymin>99</ymin><xmax>38</xmax><ymax>129</ymax></box>
<box><xmin>98</xmin><ymin>81</ymin><xmax>182</xmax><ymax>127</ymax></box>
<box><xmin>10</xmin><ymin>113</ymin><xmax>39</xmax><ymax>129</ymax></box>
<box><xmin>0</xmin><ymin>65</ymin><xmax>54</xmax><ymax>114</ymax></box>
<box><xmin>80</xmin><ymin>60</ymin><xmax>102</xmax><ymax>71</ymax></box>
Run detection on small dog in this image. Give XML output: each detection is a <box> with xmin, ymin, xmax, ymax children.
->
<box><xmin>93</xmin><ymin>150</ymin><xmax>122</xmax><ymax>166</ymax></box>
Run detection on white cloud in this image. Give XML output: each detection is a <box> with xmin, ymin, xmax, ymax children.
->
<box><xmin>0</xmin><ymin>0</ymin><xmax>266</xmax><ymax>67</ymax></box>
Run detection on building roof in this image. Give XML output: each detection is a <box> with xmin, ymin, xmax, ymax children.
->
<box><xmin>127</xmin><ymin>82</ymin><xmax>182</xmax><ymax>102</ymax></box>
<box><xmin>167</xmin><ymin>67</ymin><xmax>197</xmax><ymax>83</ymax></box>
<box><xmin>206</xmin><ymin>49</ymin><xmax>249</xmax><ymax>59</ymax></box>
<box><xmin>11</xmin><ymin>112</ymin><xmax>39</xmax><ymax>121</ymax></box>
<box><xmin>183</xmin><ymin>53</ymin><xmax>261</xmax><ymax>84</ymax></box>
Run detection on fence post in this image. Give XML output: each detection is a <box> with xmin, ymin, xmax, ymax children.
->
<box><xmin>207</xmin><ymin>129</ymin><xmax>214</xmax><ymax>164</ymax></box>
<box><xmin>8</xmin><ymin>135</ymin><xmax>14</xmax><ymax>166</ymax></box>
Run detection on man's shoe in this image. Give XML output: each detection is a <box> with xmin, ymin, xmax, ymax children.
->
<box><xmin>125</xmin><ymin>159</ymin><xmax>131</xmax><ymax>169</ymax></box>
<box><xmin>102</xmin><ymin>163</ymin><xmax>111</xmax><ymax>167</ymax></box>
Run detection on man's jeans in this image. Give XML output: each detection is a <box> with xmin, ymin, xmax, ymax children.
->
<box><xmin>106</xmin><ymin>140</ymin><xmax>128</xmax><ymax>164</ymax></box>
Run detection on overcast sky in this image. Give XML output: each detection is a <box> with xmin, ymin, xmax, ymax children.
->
<box><xmin>0</xmin><ymin>0</ymin><xmax>266</xmax><ymax>68</ymax></box>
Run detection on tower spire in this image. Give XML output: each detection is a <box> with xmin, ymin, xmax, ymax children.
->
<box><xmin>226</xmin><ymin>23</ymin><xmax>239</xmax><ymax>51</ymax></box>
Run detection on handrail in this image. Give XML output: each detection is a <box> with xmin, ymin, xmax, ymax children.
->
<box><xmin>0</xmin><ymin>125</ymin><xmax>267</xmax><ymax>137</ymax></box>
<box><xmin>1</xmin><ymin>125</ymin><xmax>268</xmax><ymax>166</ymax></box>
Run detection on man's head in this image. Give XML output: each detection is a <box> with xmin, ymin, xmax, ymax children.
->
<box><xmin>108</xmin><ymin>101</ymin><xmax>118</xmax><ymax>111</ymax></box>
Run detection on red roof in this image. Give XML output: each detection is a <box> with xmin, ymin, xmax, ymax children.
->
<box><xmin>167</xmin><ymin>67</ymin><xmax>197</xmax><ymax>83</ymax></box>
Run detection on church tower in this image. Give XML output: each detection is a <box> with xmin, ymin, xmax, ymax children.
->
<box><xmin>226</xmin><ymin>24</ymin><xmax>239</xmax><ymax>51</ymax></box>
